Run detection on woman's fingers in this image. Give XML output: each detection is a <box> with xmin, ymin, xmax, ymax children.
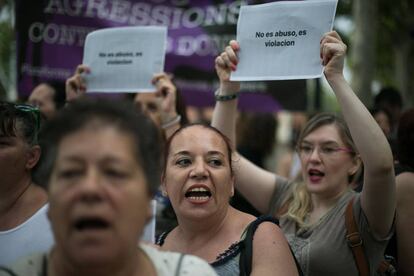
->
<box><xmin>225</xmin><ymin>45</ymin><xmax>238</xmax><ymax>65</ymax></box>
<box><xmin>152</xmin><ymin>73</ymin><xmax>176</xmax><ymax>100</ymax></box>
<box><xmin>215</xmin><ymin>40</ymin><xmax>241</xmax><ymax>83</ymax></box>
<box><xmin>229</xmin><ymin>40</ymin><xmax>240</xmax><ymax>51</ymax></box>
<box><xmin>220</xmin><ymin>52</ymin><xmax>237</xmax><ymax>71</ymax></box>
<box><xmin>320</xmin><ymin>30</ymin><xmax>346</xmax><ymax>66</ymax></box>
<box><xmin>327</xmin><ymin>30</ymin><xmax>342</xmax><ymax>41</ymax></box>
<box><xmin>65</xmin><ymin>65</ymin><xmax>90</xmax><ymax>102</ymax></box>
<box><xmin>323</xmin><ymin>42</ymin><xmax>346</xmax><ymax>59</ymax></box>
<box><xmin>75</xmin><ymin>64</ymin><xmax>90</xmax><ymax>75</ymax></box>
<box><xmin>152</xmin><ymin>72</ymin><xmax>171</xmax><ymax>85</ymax></box>
<box><xmin>215</xmin><ymin>55</ymin><xmax>226</xmax><ymax>69</ymax></box>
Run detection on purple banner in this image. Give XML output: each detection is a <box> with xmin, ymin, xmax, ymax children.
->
<box><xmin>16</xmin><ymin>0</ymin><xmax>306</xmax><ymax>111</ymax></box>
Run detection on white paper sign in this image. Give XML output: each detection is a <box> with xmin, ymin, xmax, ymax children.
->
<box><xmin>231</xmin><ymin>0</ymin><xmax>338</xmax><ymax>81</ymax></box>
<box><xmin>83</xmin><ymin>26</ymin><xmax>167</xmax><ymax>93</ymax></box>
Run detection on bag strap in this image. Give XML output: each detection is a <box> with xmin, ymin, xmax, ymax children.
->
<box><xmin>345</xmin><ymin>197</ymin><xmax>370</xmax><ymax>276</ymax></box>
<box><xmin>239</xmin><ymin>215</ymin><xmax>304</xmax><ymax>276</ymax></box>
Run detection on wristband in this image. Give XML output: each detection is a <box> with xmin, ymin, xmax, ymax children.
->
<box><xmin>162</xmin><ymin>115</ymin><xmax>181</xmax><ymax>129</ymax></box>
<box><xmin>215</xmin><ymin>88</ymin><xmax>238</xmax><ymax>101</ymax></box>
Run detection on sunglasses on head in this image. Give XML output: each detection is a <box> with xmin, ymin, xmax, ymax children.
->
<box><xmin>14</xmin><ymin>104</ymin><xmax>41</xmax><ymax>132</ymax></box>
<box><xmin>1</xmin><ymin>102</ymin><xmax>41</xmax><ymax>144</ymax></box>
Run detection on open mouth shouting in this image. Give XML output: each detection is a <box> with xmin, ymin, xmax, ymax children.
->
<box><xmin>308</xmin><ymin>169</ymin><xmax>325</xmax><ymax>183</ymax></box>
<box><xmin>72</xmin><ymin>215</ymin><xmax>111</xmax><ymax>235</ymax></box>
<box><xmin>75</xmin><ymin>217</ymin><xmax>109</xmax><ymax>231</ymax></box>
<box><xmin>184</xmin><ymin>185</ymin><xmax>212</xmax><ymax>204</ymax></box>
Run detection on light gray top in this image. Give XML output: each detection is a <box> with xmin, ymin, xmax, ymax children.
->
<box><xmin>0</xmin><ymin>244</ymin><xmax>217</xmax><ymax>276</ymax></box>
<box><xmin>268</xmin><ymin>176</ymin><xmax>392</xmax><ymax>276</ymax></box>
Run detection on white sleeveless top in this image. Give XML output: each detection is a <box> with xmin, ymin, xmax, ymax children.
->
<box><xmin>0</xmin><ymin>204</ymin><xmax>54</xmax><ymax>266</ymax></box>
<box><xmin>1</xmin><ymin>244</ymin><xmax>217</xmax><ymax>276</ymax></box>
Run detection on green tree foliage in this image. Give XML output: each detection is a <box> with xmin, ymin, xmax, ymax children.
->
<box><xmin>376</xmin><ymin>0</ymin><xmax>414</xmax><ymax>106</ymax></box>
<box><xmin>347</xmin><ymin>0</ymin><xmax>414</xmax><ymax>107</ymax></box>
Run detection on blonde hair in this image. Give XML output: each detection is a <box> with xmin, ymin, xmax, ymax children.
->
<box><xmin>282</xmin><ymin>181</ymin><xmax>312</xmax><ymax>228</ymax></box>
<box><xmin>281</xmin><ymin>113</ymin><xmax>361</xmax><ymax>228</ymax></box>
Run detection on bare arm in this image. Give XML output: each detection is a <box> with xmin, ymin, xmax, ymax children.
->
<box><xmin>65</xmin><ymin>64</ymin><xmax>89</xmax><ymax>102</ymax></box>
<box><xmin>211</xmin><ymin>41</ymin><xmax>278</xmax><ymax>214</ymax></box>
<box><xmin>276</xmin><ymin>152</ymin><xmax>294</xmax><ymax>178</ymax></box>
<box><xmin>251</xmin><ymin>222</ymin><xmax>298</xmax><ymax>276</ymax></box>
<box><xmin>395</xmin><ymin>172</ymin><xmax>414</xmax><ymax>276</ymax></box>
<box><xmin>152</xmin><ymin>73</ymin><xmax>180</xmax><ymax>138</ymax></box>
<box><xmin>321</xmin><ymin>31</ymin><xmax>395</xmax><ymax>237</ymax></box>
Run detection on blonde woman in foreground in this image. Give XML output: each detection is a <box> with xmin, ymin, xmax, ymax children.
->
<box><xmin>212</xmin><ymin>31</ymin><xmax>396</xmax><ymax>276</ymax></box>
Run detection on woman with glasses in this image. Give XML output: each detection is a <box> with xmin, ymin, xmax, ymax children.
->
<box><xmin>0</xmin><ymin>102</ymin><xmax>54</xmax><ymax>266</ymax></box>
<box><xmin>212</xmin><ymin>31</ymin><xmax>395</xmax><ymax>275</ymax></box>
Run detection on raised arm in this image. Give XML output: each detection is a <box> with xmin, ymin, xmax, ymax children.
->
<box><xmin>65</xmin><ymin>64</ymin><xmax>89</xmax><ymax>102</ymax></box>
<box><xmin>152</xmin><ymin>73</ymin><xmax>181</xmax><ymax>138</ymax></box>
<box><xmin>321</xmin><ymin>31</ymin><xmax>395</xmax><ymax>237</ymax></box>
<box><xmin>211</xmin><ymin>41</ymin><xmax>279</xmax><ymax>214</ymax></box>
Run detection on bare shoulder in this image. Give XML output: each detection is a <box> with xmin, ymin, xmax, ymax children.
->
<box><xmin>232</xmin><ymin>211</ymin><xmax>283</xmax><ymax>242</ymax></box>
<box><xmin>396</xmin><ymin>172</ymin><xmax>414</xmax><ymax>193</ymax></box>
<box><xmin>253</xmin><ymin>220</ymin><xmax>285</xmax><ymax>242</ymax></box>
<box><xmin>251</xmin><ymin>220</ymin><xmax>298</xmax><ymax>275</ymax></box>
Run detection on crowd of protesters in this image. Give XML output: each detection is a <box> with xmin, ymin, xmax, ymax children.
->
<box><xmin>0</xmin><ymin>29</ymin><xmax>413</xmax><ymax>276</ymax></box>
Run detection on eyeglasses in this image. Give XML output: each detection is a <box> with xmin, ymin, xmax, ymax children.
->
<box><xmin>298</xmin><ymin>144</ymin><xmax>354</xmax><ymax>159</ymax></box>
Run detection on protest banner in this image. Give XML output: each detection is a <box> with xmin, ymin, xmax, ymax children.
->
<box><xmin>231</xmin><ymin>0</ymin><xmax>338</xmax><ymax>81</ymax></box>
<box><xmin>15</xmin><ymin>0</ymin><xmax>307</xmax><ymax>111</ymax></box>
<box><xmin>83</xmin><ymin>26</ymin><xmax>167</xmax><ymax>93</ymax></box>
